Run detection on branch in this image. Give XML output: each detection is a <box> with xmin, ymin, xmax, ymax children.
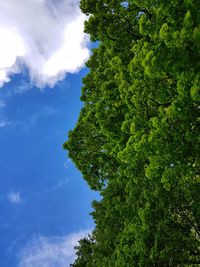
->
<box><xmin>175</xmin><ymin>208</ymin><xmax>200</xmax><ymax>238</ymax></box>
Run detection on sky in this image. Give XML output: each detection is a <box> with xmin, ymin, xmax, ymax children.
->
<box><xmin>0</xmin><ymin>1</ymin><xmax>98</xmax><ymax>266</ymax></box>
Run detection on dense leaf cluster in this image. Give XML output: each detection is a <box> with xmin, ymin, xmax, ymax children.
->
<box><xmin>63</xmin><ymin>0</ymin><xmax>200</xmax><ymax>266</ymax></box>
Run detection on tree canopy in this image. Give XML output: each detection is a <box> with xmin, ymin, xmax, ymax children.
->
<box><xmin>63</xmin><ymin>0</ymin><xmax>200</xmax><ymax>266</ymax></box>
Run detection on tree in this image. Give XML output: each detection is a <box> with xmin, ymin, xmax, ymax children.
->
<box><xmin>64</xmin><ymin>0</ymin><xmax>200</xmax><ymax>266</ymax></box>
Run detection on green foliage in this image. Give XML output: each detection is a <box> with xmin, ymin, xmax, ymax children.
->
<box><xmin>64</xmin><ymin>0</ymin><xmax>200</xmax><ymax>266</ymax></box>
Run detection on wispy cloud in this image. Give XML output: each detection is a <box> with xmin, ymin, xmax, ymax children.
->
<box><xmin>11</xmin><ymin>105</ymin><xmax>57</xmax><ymax>134</ymax></box>
<box><xmin>7</xmin><ymin>191</ymin><xmax>23</xmax><ymax>204</ymax></box>
<box><xmin>0</xmin><ymin>120</ymin><xmax>11</xmax><ymax>128</ymax></box>
<box><xmin>44</xmin><ymin>178</ymin><xmax>69</xmax><ymax>193</ymax></box>
<box><xmin>64</xmin><ymin>158</ymin><xmax>72</xmax><ymax>169</ymax></box>
<box><xmin>0</xmin><ymin>100</ymin><xmax>6</xmax><ymax>108</ymax></box>
<box><xmin>29</xmin><ymin>106</ymin><xmax>57</xmax><ymax>127</ymax></box>
<box><xmin>0</xmin><ymin>0</ymin><xmax>89</xmax><ymax>88</ymax></box>
<box><xmin>18</xmin><ymin>230</ymin><xmax>91</xmax><ymax>267</ymax></box>
<box><xmin>12</xmin><ymin>81</ymin><xmax>32</xmax><ymax>95</ymax></box>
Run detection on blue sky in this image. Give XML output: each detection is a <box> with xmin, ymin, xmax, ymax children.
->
<box><xmin>0</xmin><ymin>1</ymin><xmax>97</xmax><ymax>266</ymax></box>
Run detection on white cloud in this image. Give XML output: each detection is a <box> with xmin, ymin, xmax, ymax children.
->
<box><xmin>0</xmin><ymin>0</ymin><xmax>90</xmax><ymax>88</ymax></box>
<box><xmin>18</xmin><ymin>230</ymin><xmax>90</xmax><ymax>267</ymax></box>
<box><xmin>7</xmin><ymin>191</ymin><xmax>23</xmax><ymax>204</ymax></box>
